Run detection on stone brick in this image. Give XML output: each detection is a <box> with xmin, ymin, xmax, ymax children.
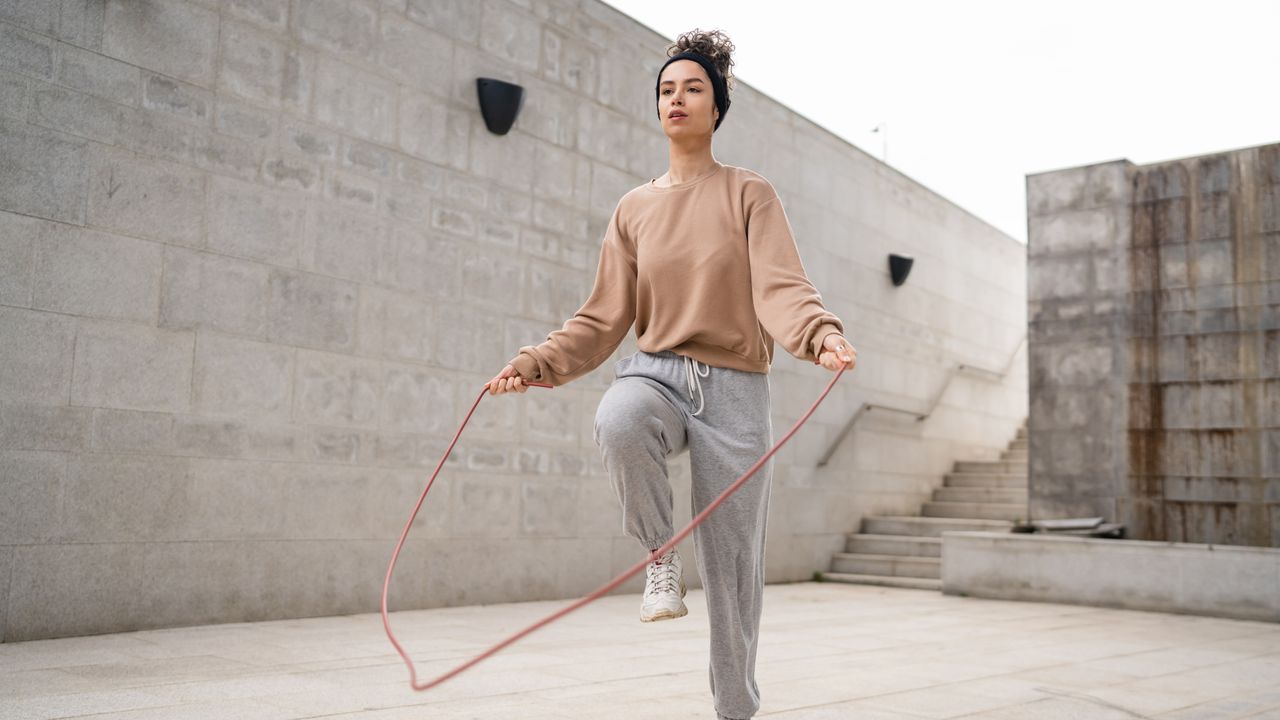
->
<box><xmin>0</xmin><ymin>450</ymin><xmax>65</xmax><ymax>544</ymax></box>
<box><xmin>296</xmin><ymin>0</ymin><xmax>378</xmax><ymax>62</ymax></box>
<box><xmin>355</xmin><ymin>285</ymin><xmax>434</xmax><ymax>362</ymax></box>
<box><xmin>461</xmin><ymin>245</ymin><xmax>524</xmax><ymax>311</ymax></box>
<box><xmin>117</xmin><ymin>109</ymin><xmax>259</xmax><ymax>180</ymax></box>
<box><xmin>341</xmin><ymin>137</ymin><xmax>394</xmax><ymax>178</ymax></box>
<box><xmin>281</xmin><ymin>118</ymin><xmax>339</xmax><ymax>161</ymax></box>
<box><xmin>0</xmin><ymin>210</ymin><xmax>37</xmax><ymax>306</ymax></box>
<box><xmin>447</xmin><ymin>39</ymin><xmax>518</xmax><ymax>107</ymax></box>
<box><xmin>160</xmin><ymin>247</ymin><xmax>270</xmax><ymax>337</ymax></box>
<box><xmin>0</xmin><ymin>306</ymin><xmax>75</xmax><ymax>404</ymax></box>
<box><xmin>379</xmin><ymin>225</ymin><xmax>458</xmax><ymax>298</ymax></box>
<box><xmin>479</xmin><ymin>0</ymin><xmax>539</xmax><ymax>72</ymax></box>
<box><xmin>520</xmin><ymin>477</ymin><xmax>577</xmax><ymax>536</ymax></box>
<box><xmin>0</xmin><ymin>118</ymin><xmax>87</xmax><ymax>223</ymax></box>
<box><xmin>0</xmin><ymin>404</ymin><xmax>91</xmax><ymax>452</ymax></box>
<box><xmin>525</xmin><ymin>390</ymin><xmax>577</xmax><ymax>444</ymax></box>
<box><xmin>87</xmin><ymin>144</ymin><xmax>206</xmax><ymax>247</ymax></box>
<box><xmin>575</xmin><ymin>103</ymin><xmax>630</xmax><ymax>170</ymax></box>
<box><xmin>142</xmin><ymin>73</ymin><xmax>210</xmax><ymax>122</ymax></box>
<box><xmin>301</xmin><ymin>203</ymin><xmax>384</xmax><ymax>284</ymax></box>
<box><xmin>212</xmin><ymin>96</ymin><xmax>275</xmax><ymax>141</ymax></box>
<box><xmin>312</xmin><ymin>55</ymin><xmax>394</xmax><ymax>144</ymax></box>
<box><xmin>260</xmin><ymin>152</ymin><xmax>321</xmax><ymax>193</ymax></box>
<box><xmin>324</xmin><ymin>169</ymin><xmax>379</xmax><ymax>211</ymax></box>
<box><xmin>265</xmin><ymin>268</ymin><xmax>358</xmax><ymax>352</ymax></box>
<box><xmin>381</xmin><ymin>182</ymin><xmax>430</xmax><ymax>224</ymax></box>
<box><xmin>32</xmin><ymin>226</ymin><xmax>162</xmax><ymax>323</ymax></box>
<box><xmin>526</xmin><ymin>257</ymin><xmax>587</xmax><ymax>323</ymax></box>
<box><xmin>406</xmin><ymin>0</ymin><xmax>480</xmax><ymax>44</ymax></box>
<box><xmin>91</xmin><ymin>408</ymin><xmax>175</xmax><ymax>454</ymax></box>
<box><xmin>0</xmin><ymin>1</ymin><xmax>59</xmax><ymax>35</ymax></box>
<box><xmin>31</xmin><ymin>83</ymin><xmax>129</xmax><ymax>144</ymax></box>
<box><xmin>56</xmin><ymin>45</ymin><xmax>138</xmax><ymax>105</ymax></box>
<box><xmin>294</xmin><ymin>348</ymin><xmax>382</xmax><ymax>427</ymax></box>
<box><xmin>55</xmin><ymin>0</ymin><xmax>106</xmax><ymax>49</ymax></box>
<box><xmin>452</xmin><ymin>475</ymin><xmax>516</xmax><ymax>537</ymax></box>
<box><xmin>380</xmin><ymin>363</ymin><xmax>453</xmax><ymax>433</ymax></box>
<box><xmin>378</xmin><ymin>12</ymin><xmax>452</xmax><ymax>97</ymax></box>
<box><xmin>518</xmin><ymin>76</ymin><xmax>577</xmax><ymax>148</ymax></box>
<box><xmin>531</xmin><ymin>139</ymin><xmax>579</xmax><ymax>204</ymax></box>
<box><xmin>307</xmin><ymin>426</ymin><xmax>363</xmax><ymax>463</ymax></box>
<box><xmin>71</xmin><ymin>319</ymin><xmax>194</xmax><ymax>413</ymax></box>
<box><xmin>433</xmin><ymin>302</ymin><xmax>505</xmax><ymax>372</ymax></box>
<box><xmin>0</xmin><ymin>23</ymin><xmax>54</xmax><ymax>79</ymax></box>
<box><xmin>60</xmin><ymin>454</ymin><xmax>192</xmax><ymax>541</ymax></box>
<box><xmin>223</xmin><ymin>0</ymin><xmax>288</xmax><ymax>32</ymax></box>
<box><xmin>281</xmin><ymin>45</ymin><xmax>314</xmax><ymax>115</ymax></box>
<box><xmin>193</xmin><ymin>332</ymin><xmax>295</xmax><ymax>420</ymax></box>
<box><xmin>398</xmin><ymin>89</ymin><xmax>464</xmax><ymax>168</ymax></box>
<box><xmin>207</xmin><ymin>175</ymin><xmax>304</xmax><ymax>265</ymax></box>
<box><xmin>559</xmin><ymin>35</ymin><xmax>599</xmax><ymax>97</ymax></box>
<box><xmin>173</xmin><ymin>415</ymin><xmax>248</xmax><ymax>457</ymax></box>
<box><xmin>218</xmin><ymin>19</ymin><xmax>286</xmax><ymax>106</ymax></box>
<box><xmin>470</xmin><ymin>120</ymin><xmax>535</xmax><ymax>190</ymax></box>
<box><xmin>0</xmin><ymin>72</ymin><xmax>30</xmax><ymax>122</ymax></box>
<box><xmin>103</xmin><ymin>0</ymin><xmax>217</xmax><ymax>86</ymax></box>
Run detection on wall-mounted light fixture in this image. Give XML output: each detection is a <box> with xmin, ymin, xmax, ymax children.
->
<box><xmin>889</xmin><ymin>253</ymin><xmax>913</xmax><ymax>286</ymax></box>
<box><xmin>476</xmin><ymin>77</ymin><xmax>524</xmax><ymax>135</ymax></box>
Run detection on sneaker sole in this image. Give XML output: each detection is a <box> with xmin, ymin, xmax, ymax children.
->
<box><xmin>639</xmin><ymin>582</ymin><xmax>688</xmax><ymax>622</ymax></box>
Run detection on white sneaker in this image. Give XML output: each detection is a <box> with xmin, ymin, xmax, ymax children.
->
<box><xmin>640</xmin><ymin>547</ymin><xmax>687</xmax><ymax>622</ymax></box>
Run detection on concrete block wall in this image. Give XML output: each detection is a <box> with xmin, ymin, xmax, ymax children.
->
<box><xmin>0</xmin><ymin>0</ymin><xmax>1025</xmax><ymax>641</ymax></box>
<box><xmin>1027</xmin><ymin>144</ymin><xmax>1280</xmax><ymax>546</ymax></box>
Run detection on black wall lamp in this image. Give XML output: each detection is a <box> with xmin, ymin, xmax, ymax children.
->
<box><xmin>476</xmin><ymin>77</ymin><xmax>524</xmax><ymax>135</ymax></box>
<box><xmin>889</xmin><ymin>253</ymin><xmax>913</xmax><ymax>286</ymax></box>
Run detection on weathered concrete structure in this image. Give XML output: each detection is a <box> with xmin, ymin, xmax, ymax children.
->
<box><xmin>1027</xmin><ymin>144</ymin><xmax>1279</xmax><ymax>546</ymax></box>
<box><xmin>0</xmin><ymin>0</ymin><xmax>1024</xmax><ymax>641</ymax></box>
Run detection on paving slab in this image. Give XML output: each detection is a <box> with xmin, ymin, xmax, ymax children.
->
<box><xmin>1</xmin><ymin>582</ymin><xmax>1278</xmax><ymax>719</ymax></box>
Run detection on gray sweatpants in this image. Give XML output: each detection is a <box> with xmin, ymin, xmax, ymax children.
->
<box><xmin>592</xmin><ymin>349</ymin><xmax>773</xmax><ymax>720</ymax></box>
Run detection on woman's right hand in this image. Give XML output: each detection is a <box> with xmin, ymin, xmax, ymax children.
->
<box><xmin>486</xmin><ymin>364</ymin><xmax>529</xmax><ymax>395</ymax></box>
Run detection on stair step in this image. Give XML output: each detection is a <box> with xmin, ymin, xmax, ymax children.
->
<box><xmin>862</xmin><ymin>515</ymin><xmax>1013</xmax><ymax>537</ymax></box>
<box><xmin>945</xmin><ymin>473</ymin><xmax>1028</xmax><ymax>489</ymax></box>
<box><xmin>846</xmin><ymin>534</ymin><xmax>941</xmax><ymax>557</ymax></box>
<box><xmin>1009</xmin><ymin>440</ymin><xmax>1028</xmax><ymax>450</ymax></box>
<box><xmin>954</xmin><ymin>460</ymin><xmax>1027</xmax><ymax>474</ymax></box>
<box><xmin>934</xmin><ymin>487</ymin><xmax>1028</xmax><ymax>504</ymax></box>
<box><xmin>1001</xmin><ymin>450</ymin><xmax>1029</xmax><ymax>461</ymax></box>
<box><xmin>831</xmin><ymin>553</ymin><xmax>940</xmax><ymax>578</ymax></box>
<box><xmin>923</xmin><ymin>501</ymin><xmax>1026</xmax><ymax>521</ymax></box>
<box><xmin>819</xmin><ymin>572</ymin><xmax>941</xmax><ymax>591</ymax></box>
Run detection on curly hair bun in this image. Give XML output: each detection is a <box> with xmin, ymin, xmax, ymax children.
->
<box><xmin>668</xmin><ymin>28</ymin><xmax>735</xmax><ymax>92</ymax></box>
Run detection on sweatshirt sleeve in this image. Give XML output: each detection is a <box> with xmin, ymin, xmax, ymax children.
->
<box><xmin>746</xmin><ymin>192</ymin><xmax>844</xmax><ymax>364</ymax></box>
<box><xmin>506</xmin><ymin>200</ymin><xmax>637</xmax><ymax>386</ymax></box>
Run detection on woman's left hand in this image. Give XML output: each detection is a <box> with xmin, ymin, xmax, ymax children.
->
<box><xmin>817</xmin><ymin>333</ymin><xmax>857</xmax><ymax>372</ymax></box>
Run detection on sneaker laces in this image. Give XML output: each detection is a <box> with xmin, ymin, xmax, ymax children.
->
<box><xmin>645</xmin><ymin>549</ymin><xmax>680</xmax><ymax>596</ymax></box>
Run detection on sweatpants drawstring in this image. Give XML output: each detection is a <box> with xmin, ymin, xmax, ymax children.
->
<box><xmin>683</xmin><ymin>355</ymin><xmax>710</xmax><ymax>417</ymax></box>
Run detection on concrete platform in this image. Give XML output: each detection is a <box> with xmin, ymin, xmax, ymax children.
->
<box><xmin>2</xmin><ymin>582</ymin><xmax>1279</xmax><ymax>719</ymax></box>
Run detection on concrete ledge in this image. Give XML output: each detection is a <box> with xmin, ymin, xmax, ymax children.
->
<box><xmin>941</xmin><ymin>531</ymin><xmax>1280</xmax><ymax>623</ymax></box>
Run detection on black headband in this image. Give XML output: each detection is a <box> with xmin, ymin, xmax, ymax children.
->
<box><xmin>655</xmin><ymin>51</ymin><xmax>730</xmax><ymax>131</ymax></box>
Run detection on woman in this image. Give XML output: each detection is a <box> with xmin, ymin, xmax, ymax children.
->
<box><xmin>486</xmin><ymin>29</ymin><xmax>857</xmax><ymax>720</ymax></box>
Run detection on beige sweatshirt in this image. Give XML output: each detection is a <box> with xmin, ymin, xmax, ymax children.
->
<box><xmin>507</xmin><ymin>162</ymin><xmax>844</xmax><ymax>386</ymax></box>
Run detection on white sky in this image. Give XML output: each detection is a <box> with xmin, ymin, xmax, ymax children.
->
<box><xmin>599</xmin><ymin>0</ymin><xmax>1280</xmax><ymax>242</ymax></box>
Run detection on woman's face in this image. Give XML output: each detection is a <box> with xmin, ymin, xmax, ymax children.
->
<box><xmin>658</xmin><ymin>60</ymin><xmax>718</xmax><ymax>139</ymax></box>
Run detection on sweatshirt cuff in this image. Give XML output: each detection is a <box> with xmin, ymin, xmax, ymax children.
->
<box><xmin>509</xmin><ymin>352</ymin><xmax>540</xmax><ymax>382</ymax></box>
<box><xmin>811</xmin><ymin>323</ymin><xmax>845</xmax><ymax>361</ymax></box>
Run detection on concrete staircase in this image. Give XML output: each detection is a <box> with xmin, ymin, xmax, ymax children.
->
<box><xmin>819</xmin><ymin>423</ymin><xmax>1028</xmax><ymax>591</ymax></box>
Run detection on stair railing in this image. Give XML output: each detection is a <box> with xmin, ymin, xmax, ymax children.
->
<box><xmin>816</xmin><ymin>333</ymin><xmax>1026</xmax><ymax>467</ymax></box>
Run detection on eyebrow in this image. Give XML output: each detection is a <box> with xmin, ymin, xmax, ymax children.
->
<box><xmin>659</xmin><ymin>78</ymin><xmax>705</xmax><ymax>85</ymax></box>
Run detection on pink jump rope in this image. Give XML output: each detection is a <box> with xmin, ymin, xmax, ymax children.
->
<box><xmin>382</xmin><ymin>354</ymin><xmax>853</xmax><ymax>691</ymax></box>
